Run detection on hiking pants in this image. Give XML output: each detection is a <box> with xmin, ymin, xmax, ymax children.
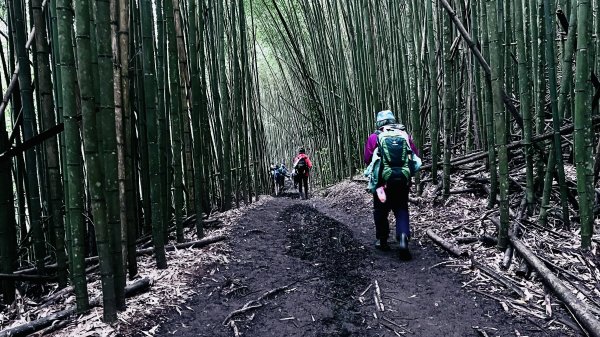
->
<box><xmin>373</xmin><ymin>183</ymin><xmax>410</xmax><ymax>241</ymax></box>
<box><xmin>298</xmin><ymin>174</ymin><xmax>309</xmax><ymax>198</ymax></box>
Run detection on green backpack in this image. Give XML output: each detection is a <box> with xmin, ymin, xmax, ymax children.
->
<box><xmin>376</xmin><ymin>125</ymin><xmax>412</xmax><ymax>185</ymax></box>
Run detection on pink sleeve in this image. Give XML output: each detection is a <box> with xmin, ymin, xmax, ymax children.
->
<box><xmin>364</xmin><ymin>133</ymin><xmax>378</xmax><ymax>165</ymax></box>
<box><xmin>408</xmin><ymin>135</ymin><xmax>419</xmax><ymax>156</ymax></box>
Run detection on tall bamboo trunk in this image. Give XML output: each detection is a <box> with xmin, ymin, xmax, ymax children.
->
<box><xmin>542</xmin><ymin>0</ymin><xmax>571</xmax><ymax>228</ymax></box>
<box><xmin>0</xmin><ymin>94</ymin><xmax>17</xmax><ymax>304</ymax></box>
<box><xmin>574</xmin><ymin>0</ymin><xmax>594</xmax><ymax>248</ymax></box>
<box><xmin>140</xmin><ymin>0</ymin><xmax>168</xmax><ymax>269</ymax></box>
<box><xmin>485</xmin><ymin>0</ymin><xmax>510</xmax><ymax>249</ymax></box>
<box><xmin>442</xmin><ymin>4</ymin><xmax>453</xmax><ymax>197</ymax></box>
<box><xmin>59</xmin><ymin>0</ymin><xmax>90</xmax><ymax>312</ymax></box>
<box><xmin>11</xmin><ymin>0</ymin><xmax>46</xmax><ymax>274</ymax></box>
<box><xmin>164</xmin><ymin>0</ymin><xmax>185</xmax><ymax>243</ymax></box>
<box><xmin>516</xmin><ymin>0</ymin><xmax>535</xmax><ymax>214</ymax></box>
<box><xmin>118</xmin><ymin>0</ymin><xmax>138</xmax><ymax>279</ymax></box>
<box><xmin>32</xmin><ymin>0</ymin><xmax>68</xmax><ymax>287</ymax></box>
<box><xmin>426</xmin><ymin>0</ymin><xmax>440</xmax><ymax>185</ymax></box>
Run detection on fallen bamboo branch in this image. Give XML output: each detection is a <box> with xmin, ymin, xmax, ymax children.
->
<box><xmin>0</xmin><ymin>278</ymin><xmax>151</xmax><ymax>337</ymax></box>
<box><xmin>0</xmin><ymin>273</ymin><xmax>57</xmax><ymax>282</ymax></box>
<box><xmin>0</xmin><ymin>13</ymin><xmax>40</xmax><ymax>120</ymax></box>
<box><xmin>456</xmin><ymin>235</ymin><xmax>498</xmax><ymax>247</ymax></box>
<box><xmin>222</xmin><ymin>301</ymin><xmax>263</xmax><ymax>326</ymax></box>
<box><xmin>222</xmin><ymin>283</ymin><xmax>293</xmax><ymax>326</ymax></box>
<box><xmin>426</xmin><ymin>230</ymin><xmax>468</xmax><ymax>257</ymax></box>
<box><xmin>421</xmin><ymin>114</ymin><xmax>600</xmax><ymax>170</ymax></box>
<box><xmin>374</xmin><ymin>280</ymin><xmax>384</xmax><ymax>312</ymax></box>
<box><xmin>537</xmin><ymin>255</ymin><xmax>585</xmax><ymax>283</ymax></box>
<box><xmin>471</xmin><ymin>259</ymin><xmax>525</xmax><ymax>299</ymax></box>
<box><xmin>136</xmin><ymin>235</ymin><xmax>227</xmax><ymax>256</ymax></box>
<box><xmin>448</xmin><ymin>188</ymin><xmax>484</xmax><ymax>195</ymax></box>
<box><xmin>510</xmin><ymin>234</ymin><xmax>600</xmax><ymax>337</ymax></box>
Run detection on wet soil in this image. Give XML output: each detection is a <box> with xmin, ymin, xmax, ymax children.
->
<box><xmin>130</xmin><ymin>191</ymin><xmax>572</xmax><ymax>337</ymax></box>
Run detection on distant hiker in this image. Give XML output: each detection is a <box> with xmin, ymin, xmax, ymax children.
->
<box><xmin>293</xmin><ymin>148</ymin><xmax>313</xmax><ymax>200</ymax></box>
<box><xmin>364</xmin><ymin>110</ymin><xmax>421</xmax><ymax>260</ymax></box>
<box><xmin>270</xmin><ymin>163</ymin><xmax>286</xmax><ymax>195</ymax></box>
<box><xmin>291</xmin><ymin>169</ymin><xmax>298</xmax><ymax>189</ymax></box>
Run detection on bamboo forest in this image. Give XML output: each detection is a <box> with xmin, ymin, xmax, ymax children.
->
<box><xmin>0</xmin><ymin>0</ymin><xmax>599</xmax><ymax>336</ymax></box>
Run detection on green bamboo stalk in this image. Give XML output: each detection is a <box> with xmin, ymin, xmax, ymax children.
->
<box><xmin>408</xmin><ymin>0</ymin><xmax>421</xmax><ymax>191</ymax></box>
<box><xmin>96</xmin><ymin>0</ymin><xmax>126</xmax><ymax>309</ymax></box>
<box><xmin>574</xmin><ymin>0</ymin><xmax>594</xmax><ymax>248</ymax></box>
<box><xmin>154</xmin><ymin>0</ymin><xmax>171</xmax><ymax>246</ymax></box>
<box><xmin>535</xmin><ymin>0</ymin><xmax>546</xmax><ymax>138</ymax></box>
<box><xmin>165</xmin><ymin>0</ymin><xmax>185</xmax><ymax>243</ymax></box>
<box><xmin>543</xmin><ymin>0</ymin><xmax>570</xmax><ymax>228</ymax></box>
<box><xmin>218</xmin><ymin>0</ymin><xmax>233</xmax><ymax>211</ymax></box>
<box><xmin>472</xmin><ymin>0</ymin><xmax>485</xmax><ymax>151</ymax></box>
<box><xmin>486</xmin><ymin>0</ymin><xmax>510</xmax><ymax>249</ymax></box>
<box><xmin>119</xmin><ymin>0</ymin><xmax>138</xmax><ymax>278</ymax></box>
<box><xmin>480</xmin><ymin>0</ymin><xmax>498</xmax><ymax>209</ymax></box>
<box><xmin>32</xmin><ymin>0</ymin><xmax>68</xmax><ymax>287</ymax></box>
<box><xmin>131</xmin><ymin>0</ymin><xmax>152</xmax><ymax>237</ymax></box>
<box><xmin>231</xmin><ymin>0</ymin><xmax>245</xmax><ymax>205</ymax></box>
<box><xmin>558</xmin><ymin>0</ymin><xmax>578</xmax><ymax>122</ymax></box>
<box><xmin>515</xmin><ymin>0</ymin><xmax>535</xmax><ymax>214</ymax></box>
<box><xmin>140</xmin><ymin>0</ymin><xmax>168</xmax><ymax>268</ymax></box>
<box><xmin>172</xmin><ymin>0</ymin><xmax>196</xmax><ymax>214</ymax></box>
<box><xmin>48</xmin><ymin>0</ymin><xmax>73</xmax><ymax>273</ymax></box>
<box><xmin>442</xmin><ymin>5</ymin><xmax>453</xmax><ymax>198</ymax></box>
<box><xmin>427</xmin><ymin>0</ymin><xmax>440</xmax><ymax>184</ymax></box>
<box><xmin>11</xmin><ymin>0</ymin><xmax>46</xmax><ymax>274</ymax></box>
<box><xmin>0</xmin><ymin>95</ymin><xmax>16</xmax><ymax>304</ymax></box>
<box><xmin>188</xmin><ymin>0</ymin><xmax>207</xmax><ymax>238</ymax></box>
<box><xmin>59</xmin><ymin>0</ymin><xmax>90</xmax><ymax>312</ymax></box>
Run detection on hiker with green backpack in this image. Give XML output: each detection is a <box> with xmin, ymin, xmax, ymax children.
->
<box><xmin>364</xmin><ymin>110</ymin><xmax>421</xmax><ymax>260</ymax></box>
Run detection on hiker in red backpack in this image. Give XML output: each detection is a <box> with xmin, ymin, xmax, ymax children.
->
<box><xmin>364</xmin><ymin>110</ymin><xmax>419</xmax><ymax>260</ymax></box>
<box><xmin>293</xmin><ymin>148</ymin><xmax>312</xmax><ymax>200</ymax></box>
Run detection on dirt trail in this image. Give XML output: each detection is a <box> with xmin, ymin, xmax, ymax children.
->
<box><xmin>136</xmin><ymin>189</ymin><xmax>568</xmax><ymax>337</ymax></box>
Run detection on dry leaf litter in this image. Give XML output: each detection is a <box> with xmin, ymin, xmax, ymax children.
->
<box><xmin>0</xmin><ymin>197</ymin><xmax>273</xmax><ymax>337</ymax></box>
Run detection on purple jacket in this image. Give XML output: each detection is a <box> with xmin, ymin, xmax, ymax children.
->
<box><xmin>364</xmin><ymin>131</ymin><xmax>419</xmax><ymax>165</ymax></box>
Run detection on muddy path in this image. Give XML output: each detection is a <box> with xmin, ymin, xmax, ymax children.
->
<box><xmin>135</xmin><ymin>191</ymin><xmax>568</xmax><ymax>337</ymax></box>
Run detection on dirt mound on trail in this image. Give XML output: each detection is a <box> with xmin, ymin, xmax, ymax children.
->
<box><xmin>320</xmin><ymin>180</ymin><xmax>372</xmax><ymax>217</ymax></box>
<box><xmin>282</xmin><ymin>204</ymin><xmax>368</xmax><ymax>295</ymax></box>
<box><xmin>280</xmin><ymin>204</ymin><xmax>370</xmax><ymax>336</ymax></box>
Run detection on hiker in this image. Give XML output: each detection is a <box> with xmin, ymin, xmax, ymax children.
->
<box><xmin>293</xmin><ymin>148</ymin><xmax>312</xmax><ymax>199</ymax></box>
<box><xmin>270</xmin><ymin>163</ymin><xmax>287</xmax><ymax>195</ymax></box>
<box><xmin>291</xmin><ymin>169</ymin><xmax>298</xmax><ymax>189</ymax></box>
<box><xmin>364</xmin><ymin>110</ymin><xmax>420</xmax><ymax>260</ymax></box>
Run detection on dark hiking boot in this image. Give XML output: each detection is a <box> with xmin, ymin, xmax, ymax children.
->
<box><xmin>375</xmin><ymin>239</ymin><xmax>391</xmax><ymax>251</ymax></box>
<box><xmin>398</xmin><ymin>234</ymin><xmax>411</xmax><ymax>260</ymax></box>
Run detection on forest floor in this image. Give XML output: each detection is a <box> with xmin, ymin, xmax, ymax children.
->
<box><xmin>111</xmin><ymin>179</ymin><xmax>584</xmax><ymax>337</ymax></box>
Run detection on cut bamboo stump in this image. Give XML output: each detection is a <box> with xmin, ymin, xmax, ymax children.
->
<box><xmin>0</xmin><ymin>278</ymin><xmax>151</xmax><ymax>337</ymax></box>
<box><xmin>510</xmin><ymin>234</ymin><xmax>600</xmax><ymax>337</ymax></box>
<box><xmin>426</xmin><ymin>230</ymin><xmax>468</xmax><ymax>258</ymax></box>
